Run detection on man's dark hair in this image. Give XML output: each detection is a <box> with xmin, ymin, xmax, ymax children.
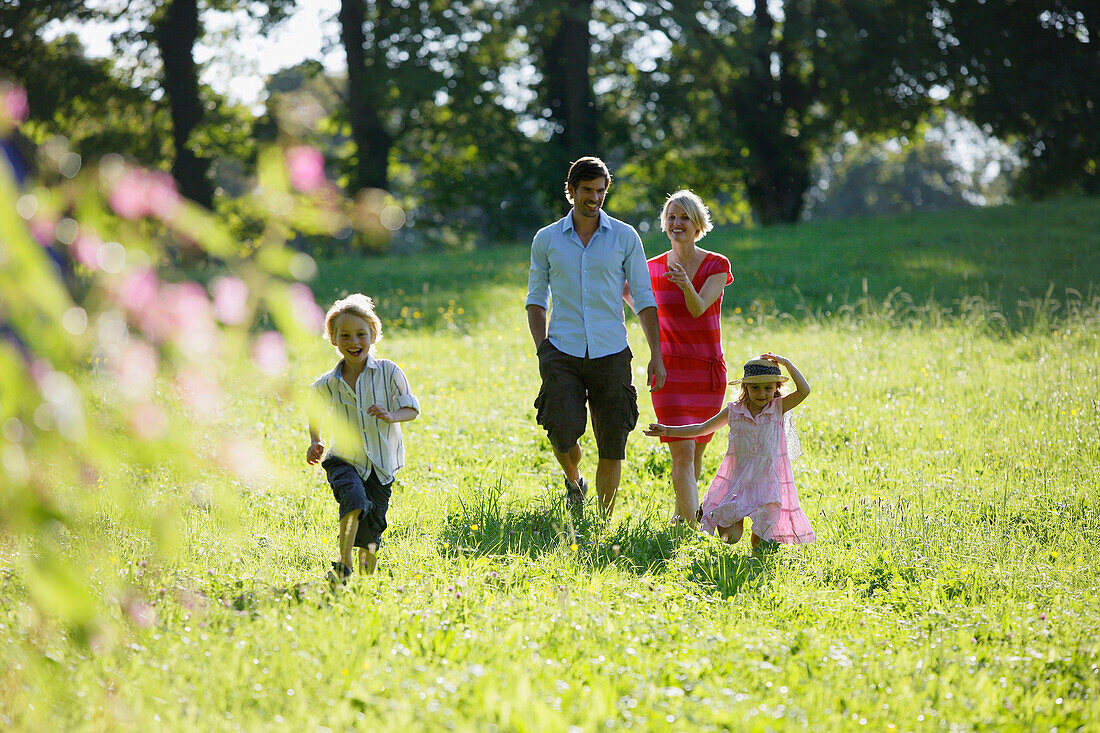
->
<box><xmin>564</xmin><ymin>156</ymin><xmax>612</xmax><ymax>201</ymax></box>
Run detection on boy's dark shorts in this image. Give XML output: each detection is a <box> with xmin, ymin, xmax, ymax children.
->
<box><xmin>533</xmin><ymin>340</ymin><xmax>639</xmax><ymax>460</ymax></box>
<box><xmin>322</xmin><ymin>456</ymin><xmax>392</xmax><ymax>548</ymax></box>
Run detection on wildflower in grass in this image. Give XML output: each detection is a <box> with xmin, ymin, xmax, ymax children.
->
<box><xmin>124</xmin><ymin>598</ymin><xmax>156</xmax><ymax>629</ymax></box>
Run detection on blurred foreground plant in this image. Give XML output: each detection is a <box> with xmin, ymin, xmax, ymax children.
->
<box><xmin>0</xmin><ymin>80</ymin><xmax>400</xmax><ymax>649</ymax></box>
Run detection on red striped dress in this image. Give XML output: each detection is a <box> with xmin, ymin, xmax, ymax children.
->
<box><xmin>647</xmin><ymin>251</ymin><xmax>733</xmax><ymax>444</ymax></box>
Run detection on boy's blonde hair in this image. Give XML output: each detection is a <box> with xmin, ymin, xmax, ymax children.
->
<box><xmin>660</xmin><ymin>190</ymin><xmax>713</xmax><ymax>241</ymax></box>
<box><xmin>324</xmin><ymin>293</ymin><xmax>383</xmax><ymax>350</ymax></box>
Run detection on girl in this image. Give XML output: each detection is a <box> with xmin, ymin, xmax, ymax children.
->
<box><xmin>644</xmin><ymin>353</ymin><xmax>815</xmax><ymax>548</ymax></box>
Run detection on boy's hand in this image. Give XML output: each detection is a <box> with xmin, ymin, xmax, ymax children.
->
<box><xmin>307</xmin><ymin>441</ymin><xmax>324</xmax><ymax>464</ymax></box>
<box><xmin>367</xmin><ymin>404</ymin><xmax>395</xmax><ymax>423</ymax></box>
<box><xmin>643</xmin><ymin>423</ymin><xmax>668</xmax><ymax>437</ymax></box>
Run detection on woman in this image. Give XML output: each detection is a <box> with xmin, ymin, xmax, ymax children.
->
<box><xmin>647</xmin><ymin>190</ymin><xmax>732</xmax><ymax>526</ymax></box>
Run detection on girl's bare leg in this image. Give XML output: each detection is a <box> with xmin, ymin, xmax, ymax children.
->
<box><xmin>717</xmin><ymin>520</ymin><xmax>744</xmax><ymax>544</ymax></box>
<box><xmin>694</xmin><ymin>442</ymin><xmax>706</xmax><ymax>484</ymax></box>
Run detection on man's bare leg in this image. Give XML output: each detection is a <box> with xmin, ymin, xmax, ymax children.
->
<box><xmin>595</xmin><ymin>458</ymin><xmax>622</xmax><ymax>517</ymax></box>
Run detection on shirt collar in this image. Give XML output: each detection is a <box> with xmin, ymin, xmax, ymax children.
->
<box><xmin>562</xmin><ymin>208</ymin><xmax>611</xmax><ymax>235</ymax></box>
<box><xmin>731</xmin><ymin>399</ymin><xmax>775</xmax><ymax>421</ymax></box>
<box><xmin>328</xmin><ymin>354</ymin><xmax>380</xmax><ymax>381</ymax></box>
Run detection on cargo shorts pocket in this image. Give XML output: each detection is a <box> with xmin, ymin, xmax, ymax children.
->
<box><xmin>533</xmin><ymin>381</ymin><xmax>552</xmax><ymax>428</ymax></box>
<box><xmin>621</xmin><ymin>383</ymin><xmax>639</xmax><ymax>431</ymax></box>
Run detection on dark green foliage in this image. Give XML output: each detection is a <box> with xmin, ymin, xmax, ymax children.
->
<box><xmin>935</xmin><ymin>0</ymin><xmax>1099</xmax><ymax>196</ymax></box>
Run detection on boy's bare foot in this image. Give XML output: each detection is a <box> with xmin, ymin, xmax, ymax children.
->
<box><xmin>359</xmin><ymin>544</ymin><xmax>378</xmax><ymax>575</ymax></box>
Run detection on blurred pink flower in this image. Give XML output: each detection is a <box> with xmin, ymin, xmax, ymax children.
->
<box><xmin>112</xmin><ymin>340</ymin><xmax>159</xmax><ymax>400</ymax></box>
<box><xmin>116</xmin><ymin>267</ymin><xmax>160</xmax><ymax>314</ymax></box>
<box><xmin>252</xmin><ymin>331</ymin><xmax>288</xmax><ymax>376</ymax></box>
<box><xmin>30</xmin><ymin>217</ymin><xmax>55</xmax><ymax>247</ymax></box>
<box><xmin>129</xmin><ymin>402</ymin><xmax>168</xmax><ymax>441</ymax></box>
<box><xmin>109</xmin><ymin>168</ymin><xmax>182</xmax><ymax>221</ymax></box>
<box><xmin>288</xmin><ymin>282</ymin><xmax>326</xmax><ymax>332</ymax></box>
<box><xmin>286</xmin><ymin>145</ymin><xmax>327</xmax><ymax>192</ymax></box>
<box><xmin>162</xmin><ymin>281</ymin><xmax>217</xmax><ymax>354</ymax></box>
<box><xmin>175</xmin><ymin>368</ymin><xmax>224</xmax><ymax>421</ymax></box>
<box><xmin>218</xmin><ymin>438</ymin><xmax>271</xmax><ymax>488</ymax></box>
<box><xmin>210</xmin><ymin>276</ymin><xmax>249</xmax><ymax>325</ymax></box>
<box><xmin>1</xmin><ymin>82</ymin><xmax>28</xmax><ymax>128</ymax></box>
<box><xmin>124</xmin><ymin>597</ymin><xmax>156</xmax><ymax>628</ymax></box>
<box><xmin>70</xmin><ymin>234</ymin><xmax>104</xmax><ymax>268</ymax></box>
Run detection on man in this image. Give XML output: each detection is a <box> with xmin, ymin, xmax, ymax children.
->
<box><xmin>526</xmin><ymin>156</ymin><xmax>666</xmax><ymax>516</ymax></box>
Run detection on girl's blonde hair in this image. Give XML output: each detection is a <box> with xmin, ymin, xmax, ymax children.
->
<box><xmin>660</xmin><ymin>190</ymin><xmax>714</xmax><ymax>241</ymax></box>
<box><xmin>324</xmin><ymin>293</ymin><xmax>383</xmax><ymax>350</ymax></box>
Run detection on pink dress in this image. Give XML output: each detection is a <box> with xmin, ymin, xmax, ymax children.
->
<box><xmin>647</xmin><ymin>251</ymin><xmax>733</xmax><ymax>444</ymax></box>
<box><xmin>699</xmin><ymin>398</ymin><xmax>815</xmax><ymax>543</ymax></box>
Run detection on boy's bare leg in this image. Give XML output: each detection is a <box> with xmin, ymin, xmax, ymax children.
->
<box><xmin>595</xmin><ymin>458</ymin><xmax>621</xmax><ymax>517</ymax></box>
<box><xmin>339</xmin><ymin>509</ymin><xmax>361</xmax><ymax>571</ymax></box>
<box><xmin>358</xmin><ymin>543</ymin><xmax>378</xmax><ymax>575</ymax></box>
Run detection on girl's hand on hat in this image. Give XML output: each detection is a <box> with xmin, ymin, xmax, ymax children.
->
<box><xmin>761</xmin><ymin>352</ymin><xmax>792</xmax><ymax>367</ymax></box>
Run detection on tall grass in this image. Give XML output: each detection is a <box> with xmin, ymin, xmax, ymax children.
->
<box><xmin>3</xmin><ymin>198</ymin><xmax>1099</xmax><ymax>730</ymax></box>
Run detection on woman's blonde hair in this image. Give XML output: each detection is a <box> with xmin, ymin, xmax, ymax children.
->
<box><xmin>324</xmin><ymin>293</ymin><xmax>383</xmax><ymax>350</ymax></box>
<box><xmin>660</xmin><ymin>190</ymin><xmax>713</xmax><ymax>241</ymax></box>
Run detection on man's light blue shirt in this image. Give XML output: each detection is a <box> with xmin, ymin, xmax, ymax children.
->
<box><xmin>526</xmin><ymin>209</ymin><xmax>657</xmax><ymax>359</ymax></box>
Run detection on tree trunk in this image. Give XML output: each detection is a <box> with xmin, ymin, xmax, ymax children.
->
<box><xmin>737</xmin><ymin>0</ymin><xmax>810</xmax><ymax>224</ymax></box>
<box><xmin>154</xmin><ymin>0</ymin><xmax>213</xmax><ymax>209</ymax></box>
<box><xmin>542</xmin><ymin>0</ymin><xmax>598</xmax><ymax>209</ymax></box>
<box><xmin>339</xmin><ymin>0</ymin><xmax>393</xmax><ymax>193</ymax></box>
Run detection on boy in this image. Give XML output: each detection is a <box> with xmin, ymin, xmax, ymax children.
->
<box><xmin>306</xmin><ymin>293</ymin><xmax>420</xmax><ymax>584</ymax></box>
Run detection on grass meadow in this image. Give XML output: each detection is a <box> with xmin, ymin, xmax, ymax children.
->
<box><xmin>2</xmin><ymin>197</ymin><xmax>1099</xmax><ymax>730</ymax></box>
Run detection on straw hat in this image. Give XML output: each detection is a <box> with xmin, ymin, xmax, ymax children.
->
<box><xmin>729</xmin><ymin>358</ymin><xmax>789</xmax><ymax>385</ymax></box>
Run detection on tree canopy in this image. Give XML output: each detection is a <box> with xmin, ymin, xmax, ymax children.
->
<box><xmin>3</xmin><ymin>0</ymin><xmax>1092</xmax><ymax>242</ymax></box>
